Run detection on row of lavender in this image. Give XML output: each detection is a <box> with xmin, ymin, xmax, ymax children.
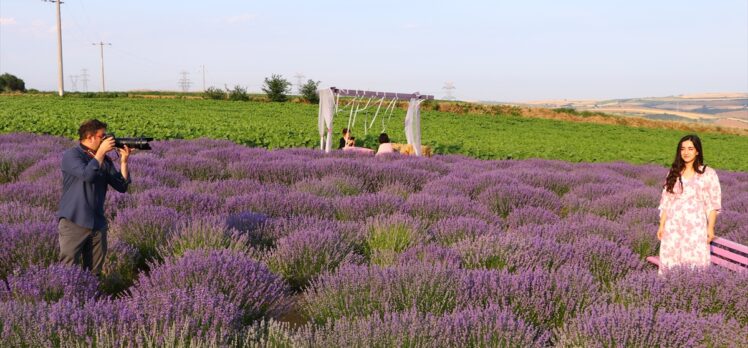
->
<box><xmin>1</xmin><ymin>132</ymin><xmax>747</xmax><ymax>347</ymax></box>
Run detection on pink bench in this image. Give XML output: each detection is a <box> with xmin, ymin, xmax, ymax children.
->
<box><xmin>342</xmin><ymin>146</ymin><xmax>375</xmax><ymax>155</ymax></box>
<box><xmin>646</xmin><ymin>237</ymin><xmax>748</xmax><ymax>272</ymax></box>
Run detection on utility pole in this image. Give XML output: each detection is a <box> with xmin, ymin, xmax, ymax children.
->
<box><xmin>442</xmin><ymin>82</ymin><xmax>456</xmax><ymax>100</ymax></box>
<box><xmin>79</xmin><ymin>69</ymin><xmax>89</xmax><ymax>92</ymax></box>
<box><xmin>201</xmin><ymin>65</ymin><xmax>206</xmax><ymax>91</ymax></box>
<box><xmin>293</xmin><ymin>72</ymin><xmax>305</xmax><ymax>93</ymax></box>
<box><xmin>68</xmin><ymin>74</ymin><xmax>78</xmax><ymax>91</ymax></box>
<box><xmin>178</xmin><ymin>71</ymin><xmax>192</xmax><ymax>92</ymax></box>
<box><xmin>92</xmin><ymin>42</ymin><xmax>111</xmax><ymax>92</ymax></box>
<box><xmin>43</xmin><ymin>0</ymin><xmax>65</xmax><ymax>96</ymax></box>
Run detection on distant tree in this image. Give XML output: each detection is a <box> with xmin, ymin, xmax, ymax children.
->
<box><xmin>0</xmin><ymin>73</ymin><xmax>26</xmax><ymax>92</ymax></box>
<box><xmin>262</xmin><ymin>74</ymin><xmax>292</xmax><ymax>102</ymax></box>
<box><xmin>228</xmin><ymin>85</ymin><xmax>250</xmax><ymax>101</ymax></box>
<box><xmin>204</xmin><ymin>86</ymin><xmax>227</xmax><ymax>100</ymax></box>
<box><xmin>300</xmin><ymin>79</ymin><xmax>321</xmax><ymax>104</ymax></box>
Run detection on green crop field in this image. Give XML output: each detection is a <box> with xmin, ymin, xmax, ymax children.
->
<box><xmin>2</xmin><ymin>94</ymin><xmax>747</xmax><ymax>171</ymax></box>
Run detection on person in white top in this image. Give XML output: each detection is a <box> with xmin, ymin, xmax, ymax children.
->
<box><xmin>376</xmin><ymin>133</ymin><xmax>394</xmax><ymax>156</ymax></box>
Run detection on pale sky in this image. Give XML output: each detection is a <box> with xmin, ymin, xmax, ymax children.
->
<box><xmin>1</xmin><ymin>0</ymin><xmax>746</xmax><ymax>101</ymax></box>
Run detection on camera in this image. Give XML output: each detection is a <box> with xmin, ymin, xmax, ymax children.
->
<box><xmin>104</xmin><ymin>133</ymin><xmax>153</xmax><ymax>150</ymax></box>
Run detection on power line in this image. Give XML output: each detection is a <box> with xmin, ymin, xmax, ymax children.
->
<box><xmin>79</xmin><ymin>68</ymin><xmax>89</xmax><ymax>92</ymax></box>
<box><xmin>442</xmin><ymin>82</ymin><xmax>456</xmax><ymax>100</ymax></box>
<box><xmin>293</xmin><ymin>72</ymin><xmax>305</xmax><ymax>93</ymax></box>
<box><xmin>201</xmin><ymin>65</ymin><xmax>206</xmax><ymax>92</ymax></box>
<box><xmin>178</xmin><ymin>71</ymin><xmax>192</xmax><ymax>92</ymax></box>
<box><xmin>92</xmin><ymin>41</ymin><xmax>111</xmax><ymax>92</ymax></box>
<box><xmin>68</xmin><ymin>74</ymin><xmax>78</xmax><ymax>91</ymax></box>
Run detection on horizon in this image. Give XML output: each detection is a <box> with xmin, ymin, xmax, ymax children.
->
<box><xmin>1</xmin><ymin>1</ymin><xmax>747</xmax><ymax>101</ymax></box>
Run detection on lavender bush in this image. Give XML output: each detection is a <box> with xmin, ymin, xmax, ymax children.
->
<box><xmin>0</xmin><ymin>264</ymin><xmax>99</xmax><ymax>304</ymax></box>
<box><xmin>295</xmin><ymin>305</ymin><xmax>550</xmax><ymax>347</ymax></box>
<box><xmin>99</xmin><ymin>238</ymin><xmax>140</xmax><ymax>296</ymax></box>
<box><xmin>613</xmin><ymin>267</ymin><xmax>748</xmax><ymax>325</ymax></box>
<box><xmin>459</xmin><ymin>267</ymin><xmax>608</xmax><ymax>330</ymax></box>
<box><xmin>266</xmin><ymin>228</ymin><xmax>361</xmax><ymax>290</ymax></box>
<box><xmin>362</xmin><ymin>213</ymin><xmax>427</xmax><ymax>263</ymax></box>
<box><xmin>2</xmin><ymin>133</ymin><xmax>747</xmax><ymax>344</ymax></box>
<box><xmin>0</xmin><ymin>222</ymin><xmax>58</xmax><ymax>279</ymax></box>
<box><xmin>555</xmin><ymin>304</ymin><xmax>748</xmax><ymax>348</ymax></box>
<box><xmin>301</xmin><ymin>263</ymin><xmax>461</xmax><ymax>324</ymax></box>
<box><xmin>109</xmin><ymin>205</ymin><xmax>181</xmax><ymax>265</ymax></box>
<box><xmin>157</xmin><ymin>215</ymin><xmax>252</xmax><ymax>259</ymax></box>
<box><xmin>132</xmin><ymin>249</ymin><xmax>290</xmax><ymax>322</ymax></box>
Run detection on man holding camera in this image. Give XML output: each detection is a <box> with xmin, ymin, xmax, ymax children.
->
<box><xmin>57</xmin><ymin>119</ymin><xmax>132</xmax><ymax>275</ymax></box>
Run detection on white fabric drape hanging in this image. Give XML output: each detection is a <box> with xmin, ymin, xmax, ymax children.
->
<box><xmin>404</xmin><ymin>98</ymin><xmax>423</xmax><ymax>156</ymax></box>
<box><xmin>318</xmin><ymin>88</ymin><xmax>335</xmax><ymax>153</ymax></box>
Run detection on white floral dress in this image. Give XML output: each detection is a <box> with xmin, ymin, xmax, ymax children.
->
<box><xmin>657</xmin><ymin>166</ymin><xmax>721</xmax><ymax>273</ymax></box>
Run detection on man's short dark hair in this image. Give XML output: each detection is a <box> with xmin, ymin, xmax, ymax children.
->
<box><xmin>342</xmin><ymin>128</ymin><xmax>349</xmax><ymax>135</ymax></box>
<box><xmin>78</xmin><ymin>119</ymin><xmax>108</xmax><ymax>140</ymax></box>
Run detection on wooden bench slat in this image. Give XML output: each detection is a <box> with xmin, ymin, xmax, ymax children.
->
<box><xmin>645</xmin><ymin>255</ymin><xmax>747</xmax><ymax>272</ymax></box>
<box><xmin>710</xmin><ymin>245</ymin><xmax>748</xmax><ymax>266</ymax></box>
<box><xmin>709</xmin><ymin>255</ymin><xmax>747</xmax><ymax>272</ymax></box>
<box><xmin>646</xmin><ymin>256</ymin><xmax>661</xmax><ymax>267</ymax></box>
<box><xmin>713</xmin><ymin>237</ymin><xmax>748</xmax><ymax>255</ymax></box>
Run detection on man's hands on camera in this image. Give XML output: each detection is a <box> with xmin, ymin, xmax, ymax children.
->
<box><xmin>118</xmin><ymin>145</ymin><xmax>132</xmax><ymax>164</ymax></box>
<box><xmin>94</xmin><ymin>136</ymin><xmax>116</xmax><ymax>165</ymax></box>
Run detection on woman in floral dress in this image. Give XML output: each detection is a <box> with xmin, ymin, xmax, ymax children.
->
<box><xmin>657</xmin><ymin>134</ymin><xmax>721</xmax><ymax>273</ymax></box>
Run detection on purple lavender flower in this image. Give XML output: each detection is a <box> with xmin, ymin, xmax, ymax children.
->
<box><xmin>0</xmin><ymin>148</ymin><xmax>44</xmax><ymax>184</ymax></box>
<box><xmin>227</xmin><ymin>160</ymin><xmax>316</xmax><ymax>185</ymax></box>
<box><xmin>506</xmin><ymin>206</ymin><xmax>561</xmax><ymax>229</ymax></box>
<box><xmin>137</xmin><ymin>187</ymin><xmax>224</xmax><ymax>215</ymax></box>
<box><xmin>125</xmin><ymin>286</ymin><xmax>243</xmax><ymax>343</ymax></box>
<box><xmin>0</xmin><ymin>264</ymin><xmax>99</xmax><ymax>304</ymax></box>
<box><xmin>569</xmin><ymin>236</ymin><xmax>646</xmax><ymax>287</ymax></box>
<box><xmin>0</xmin><ymin>182</ymin><xmax>60</xmax><ymax>211</ymax></box>
<box><xmin>130</xmin><ymin>156</ymin><xmax>189</xmax><ymax>188</ymax></box>
<box><xmin>226</xmin><ymin>190</ymin><xmax>335</xmax><ymax>219</ymax></box>
<box><xmin>477</xmin><ymin>183</ymin><xmax>561</xmax><ymax>218</ymax></box>
<box><xmin>109</xmin><ymin>205</ymin><xmax>182</xmax><ymax>263</ymax></box>
<box><xmin>0</xmin><ymin>222</ymin><xmax>58</xmax><ymax>279</ymax></box>
<box><xmin>516</xmin><ymin>213</ymin><xmax>629</xmax><ymax>245</ymax></box>
<box><xmin>333</xmin><ymin>192</ymin><xmax>405</xmax><ymax>221</ymax></box>
<box><xmin>454</xmin><ymin>234</ymin><xmax>576</xmax><ymax>273</ymax></box>
<box><xmin>419</xmin><ymin>174</ymin><xmax>477</xmax><ymax>198</ymax></box>
<box><xmin>99</xmin><ymin>238</ymin><xmax>140</xmax><ymax>296</ymax></box>
<box><xmin>167</xmin><ymin>156</ymin><xmax>228</xmax><ymax>181</ymax></box>
<box><xmin>556</xmin><ymin>304</ymin><xmax>748</xmax><ymax>348</ymax></box>
<box><xmin>458</xmin><ymin>266</ymin><xmax>607</xmax><ymax>329</ymax></box>
<box><xmin>16</xmin><ymin>154</ymin><xmax>61</xmax><ymax>183</ymax></box>
<box><xmin>0</xmin><ymin>299</ymin><xmax>123</xmax><ymax>346</ymax></box>
<box><xmin>157</xmin><ymin>215</ymin><xmax>252</xmax><ymax>260</ymax></box>
<box><xmin>296</xmin><ymin>304</ymin><xmax>550</xmax><ymax>347</ymax></box>
<box><xmin>301</xmin><ymin>263</ymin><xmax>461</xmax><ymax>324</ymax></box>
<box><xmin>0</xmin><ymin>201</ymin><xmax>54</xmax><ymax>224</ymax></box>
<box><xmin>430</xmin><ymin>216</ymin><xmax>500</xmax><ymax>245</ymax></box>
<box><xmin>181</xmin><ymin>178</ymin><xmax>286</xmax><ymax>198</ymax></box>
<box><xmin>363</xmin><ymin>213</ymin><xmax>428</xmax><ymax>260</ymax></box>
<box><xmin>293</xmin><ymin>175</ymin><xmax>365</xmax><ymax>197</ymax></box>
<box><xmin>724</xmin><ymin>192</ymin><xmax>748</xmax><ymax>214</ymax></box>
<box><xmin>133</xmin><ymin>249</ymin><xmax>290</xmax><ymax>321</ymax></box>
<box><xmin>724</xmin><ymin>225</ymin><xmax>748</xmax><ymax>246</ymax></box>
<box><xmin>395</xmin><ymin>244</ymin><xmax>463</xmax><ymax>268</ymax></box>
<box><xmin>225</xmin><ymin>211</ymin><xmax>271</xmax><ymax>247</ymax></box>
<box><xmin>614</xmin><ymin>267</ymin><xmax>748</xmax><ymax>326</ymax></box>
<box><xmin>266</xmin><ymin>228</ymin><xmax>361</xmax><ymax>290</ymax></box>
<box><xmin>403</xmin><ymin>193</ymin><xmax>496</xmax><ymax>225</ymax></box>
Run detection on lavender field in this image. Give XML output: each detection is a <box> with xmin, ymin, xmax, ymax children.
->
<box><xmin>1</xmin><ymin>132</ymin><xmax>747</xmax><ymax>347</ymax></box>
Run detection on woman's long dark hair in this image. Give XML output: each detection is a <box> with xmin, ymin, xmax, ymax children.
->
<box><xmin>665</xmin><ymin>134</ymin><xmax>706</xmax><ymax>193</ymax></box>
